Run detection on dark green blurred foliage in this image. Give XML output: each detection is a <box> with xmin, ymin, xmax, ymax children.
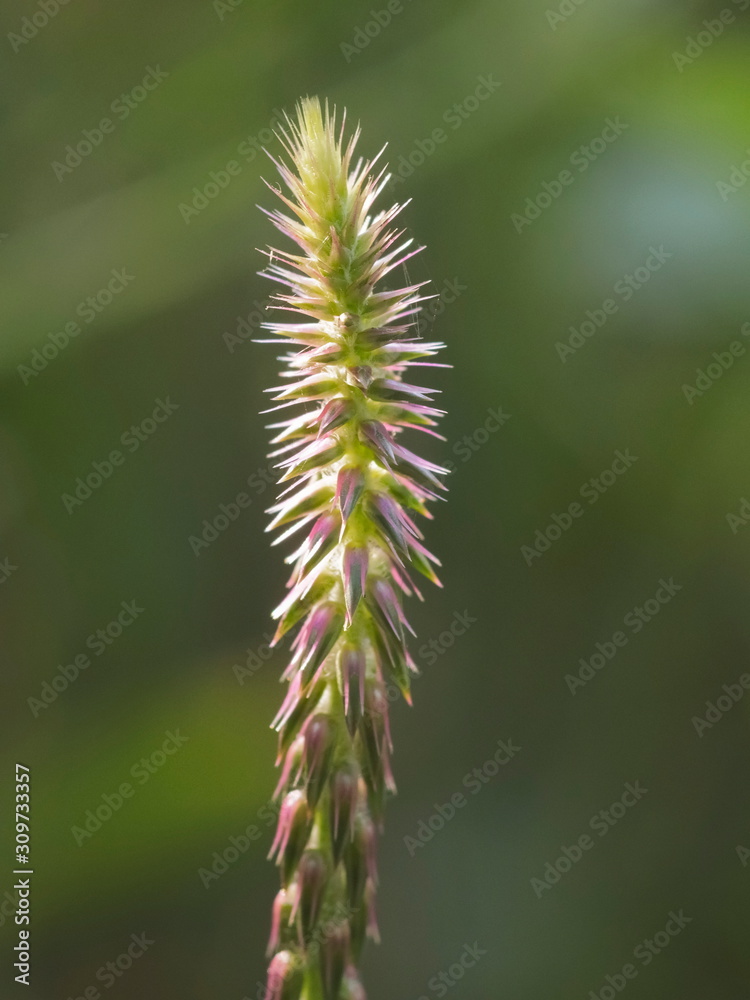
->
<box><xmin>1</xmin><ymin>0</ymin><xmax>749</xmax><ymax>997</ymax></box>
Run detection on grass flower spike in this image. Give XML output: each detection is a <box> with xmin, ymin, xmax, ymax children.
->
<box><xmin>258</xmin><ymin>96</ymin><xmax>447</xmax><ymax>1000</ymax></box>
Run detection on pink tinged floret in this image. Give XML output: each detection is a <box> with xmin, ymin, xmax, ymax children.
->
<box><xmin>389</xmin><ymin>563</ymin><xmax>422</xmax><ymax>603</ymax></box>
<box><xmin>336</xmin><ymin>467</ymin><xmax>366</xmax><ymax>526</ymax></box>
<box><xmin>292</xmin><ymin>604</ymin><xmax>344</xmax><ymax>686</ymax></box>
<box><xmin>408</xmin><ymin>537</ymin><xmax>441</xmax><ymax>567</ymax></box>
<box><xmin>276</xmin><ymin>435</ymin><xmax>339</xmax><ymax>469</ymax></box>
<box><xmin>285</xmin><ymin>512</ymin><xmax>340</xmax><ymax>581</ymax></box>
<box><xmin>392</xmin><ymin>442</ymin><xmax>449</xmax><ymax>478</ymax></box>
<box><xmin>301</xmin><ymin>714</ymin><xmax>335</xmax><ymax>807</ymax></box>
<box><xmin>269</xmin><ymin>789</ymin><xmax>310</xmax><ymax>866</ymax></box>
<box><xmin>266</xmin><ymin>482</ymin><xmax>334</xmax><ymax>532</ymax></box>
<box><xmin>266</xmin><ymin>950</ymin><xmax>303</xmax><ymax>1000</ymax></box>
<box><xmin>342</xmin><ymin>546</ymin><xmax>368</xmax><ymax>627</ymax></box>
<box><xmin>320</xmin><ymin>922</ymin><xmax>350</xmax><ymax>1000</ymax></box>
<box><xmin>339</xmin><ymin>645</ymin><xmax>366</xmax><ymax>734</ymax></box>
<box><xmin>368</xmin><ymin>578</ymin><xmax>415</xmax><ymax>641</ymax></box>
<box><xmin>268</xmin><ymin>372</ymin><xmax>338</xmax><ymax>398</ymax></box>
<box><xmin>359</xmin><ymin>717</ymin><xmax>396</xmax><ymax>817</ymax></box>
<box><xmin>277</xmin><ymin>441</ymin><xmax>344</xmax><ymax>484</ymax></box>
<box><xmin>364</xmin><ymin>880</ymin><xmax>380</xmax><ymax>944</ymax></box>
<box><xmin>366</xmin><ymin>493</ymin><xmax>418</xmax><ymax>555</ymax></box>
<box><xmin>293</xmin><ymin>850</ymin><xmax>328</xmax><ymax>938</ymax></box>
<box><xmin>367</xmin><ymin>378</ymin><xmax>437</xmax><ymax>403</ymax></box>
<box><xmin>358</xmin><ymin>814</ymin><xmax>378</xmax><ymax>886</ymax></box>
<box><xmin>397</xmin><ymin>422</ymin><xmax>448</xmax><ymax>442</ymax></box>
<box><xmin>346</xmin><ymin>365</ymin><xmax>375</xmax><ymax>391</ymax></box>
<box><xmin>341</xmin><ymin>967</ymin><xmax>367</xmax><ymax>1000</ymax></box>
<box><xmin>343</xmin><ymin>818</ymin><xmax>370</xmax><ymax>910</ymax></box>
<box><xmin>364</xmin><ymin>682</ymin><xmax>393</xmax><ymax>755</ymax></box>
<box><xmin>392</xmin><ymin>451</ymin><xmax>448</xmax><ymax>496</ymax></box>
<box><xmin>274</xmin><ymin>735</ymin><xmax>305</xmax><ymax>800</ymax></box>
<box><xmin>405</xmin><ymin>537</ymin><xmax>443</xmax><ymax>588</ymax></box>
<box><xmin>267</xmin><ymin>887</ymin><xmax>294</xmax><ymax>956</ymax></box>
<box><xmin>296</xmin><ymin>508</ymin><xmax>341</xmax><ymax>552</ymax></box>
<box><xmin>370</xmin><ymin>626</ymin><xmax>413</xmax><ymax>705</ymax></box>
<box><xmin>358</xmin><ymin>420</ymin><xmax>395</xmax><ymax>465</ymax></box>
<box><xmin>317</xmin><ymin>397</ymin><xmax>355</xmax><ymax>436</ymax></box>
<box><xmin>330</xmin><ymin>765</ymin><xmax>359</xmax><ymax>863</ymax></box>
<box><xmin>274</xmin><ymin>569</ymin><xmax>332</xmax><ymax>641</ymax></box>
<box><xmin>386</xmin><ymin>400</ymin><xmax>447</xmax><ymax>421</ymax></box>
<box><xmin>273</xmin><ymin>673</ymin><xmax>305</xmax><ymax>733</ymax></box>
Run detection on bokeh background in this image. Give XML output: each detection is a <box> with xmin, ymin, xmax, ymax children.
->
<box><xmin>2</xmin><ymin>0</ymin><xmax>749</xmax><ymax>997</ymax></box>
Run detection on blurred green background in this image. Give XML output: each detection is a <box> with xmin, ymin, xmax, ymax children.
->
<box><xmin>2</xmin><ymin>0</ymin><xmax>749</xmax><ymax>997</ymax></box>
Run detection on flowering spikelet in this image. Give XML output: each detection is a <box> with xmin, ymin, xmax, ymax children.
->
<box><xmin>258</xmin><ymin>96</ymin><xmax>447</xmax><ymax>999</ymax></box>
